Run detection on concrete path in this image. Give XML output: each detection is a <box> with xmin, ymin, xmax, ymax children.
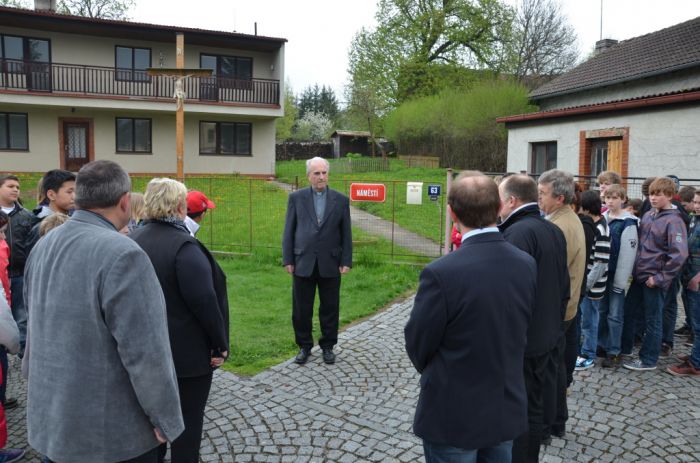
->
<box><xmin>272</xmin><ymin>181</ymin><xmax>442</xmax><ymax>258</ymax></box>
<box><xmin>7</xmin><ymin>295</ymin><xmax>700</xmax><ymax>462</ymax></box>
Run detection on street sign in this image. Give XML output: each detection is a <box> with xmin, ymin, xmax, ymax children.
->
<box><xmin>428</xmin><ymin>184</ymin><xmax>441</xmax><ymax>197</ymax></box>
<box><xmin>350</xmin><ymin>183</ymin><xmax>386</xmax><ymax>202</ymax></box>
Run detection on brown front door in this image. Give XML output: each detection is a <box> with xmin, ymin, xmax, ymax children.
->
<box><xmin>63</xmin><ymin>122</ymin><xmax>90</xmax><ymax>172</ymax></box>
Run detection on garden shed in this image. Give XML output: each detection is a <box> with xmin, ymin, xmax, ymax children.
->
<box><xmin>330</xmin><ymin>130</ymin><xmax>371</xmax><ymax>158</ymax></box>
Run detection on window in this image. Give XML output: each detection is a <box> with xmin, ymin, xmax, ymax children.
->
<box><xmin>200</xmin><ymin>53</ymin><xmax>252</xmax><ymax>89</ymax></box>
<box><xmin>0</xmin><ymin>113</ymin><xmax>28</xmax><ymax>150</ymax></box>
<box><xmin>531</xmin><ymin>142</ymin><xmax>557</xmax><ymax>174</ymax></box>
<box><xmin>1</xmin><ymin>35</ymin><xmax>51</xmax><ymax>90</ymax></box>
<box><xmin>590</xmin><ymin>140</ymin><xmax>608</xmax><ymax>177</ymax></box>
<box><xmin>116</xmin><ymin>118</ymin><xmax>151</xmax><ymax>153</ymax></box>
<box><xmin>115</xmin><ymin>46</ymin><xmax>150</xmax><ymax>82</ymax></box>
<box><xmin>1</xmin><ymin>35</ymin><xmax>50</xmax><ymax>71</ymax></box>
<box><xmin>199</xmin><ymin>121</ymin><xmax>251</xmax><ymax>155</ymax></box>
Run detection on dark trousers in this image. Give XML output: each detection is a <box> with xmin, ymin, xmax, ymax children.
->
<box><xmin>544</xmin><ymin>319</ymin><xmax>572</xmax><ymax>436</ymax></box>
<box><xmin>0</xmin><ymin>346</ymin><xmax>7</xmax><ymax>403</ymax></box>
<box><xmin>45</xmin><ymin>446</ymin><xmax>159</xmax><ymax>463</ymax></box>
<box><xmin>512</xmin><ymin>347</ymin><xmax>558</xmax><ymax>463</ymax></box>
<box><xmin>292</xmin><ymin>263</ymin><xmax>340</xmax><ymax>350</ymax></box>
<box><xmin>158</xmin><ymin>373</ymin><xmax>213</xmax><ymax>463</ymax></box>
<box><xmin>563</xmin><ymin>316</ymin><xmax>578</xmax><ymax>387</ymax></box>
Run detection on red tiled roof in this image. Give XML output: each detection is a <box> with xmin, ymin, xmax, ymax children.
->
<box><xmin>530</xmin><ymin>16</ymin><xmax>700</xmax><ymax>100</ymax></box>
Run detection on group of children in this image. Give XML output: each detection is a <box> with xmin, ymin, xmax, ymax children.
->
<box><xmin>575</xmin><ymin>171</ymin><xmax>699</xmax><ymax>375</ymax></box>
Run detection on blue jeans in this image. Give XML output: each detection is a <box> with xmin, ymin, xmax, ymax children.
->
<box><xmin>640</xmin><ymin>285</ymin><xmax>667</xmax><ymax>365</ymax></box>
<box><xmin>687</xmin><ymin>289</ymin><xmax>700</xmax><ymax>368</ymax></box>
<box><xmin>621</xmin><ymin>282</ymin><xmax>642</xmax><ymax>355</ymax></box>
<box><xmin>10</xmin><ymin>276</ymin><xmax>27</xmax><ymax>352</ymax></box>
<box><xmin>598</xmin><ymin>283</ymin><xmax>626</xmax><ymax>356</ymax></box>
<box><xmin>423</xmin><ymin>440</ymin><xmax>513</xmax><ymax>463</ymax></box>
<box><xmin>662</xmin><ymin>276</ymin><xmax>681</xmax><ymax>347</ymax></box>
<box><xmin>580</xmin><ymin>296</ymin><xmax>601</xmax><ymax>359</ymax></box>
<box><xmin>681</xmin><ymin>287</ymin><xmax>693</xmax><ymax>330</ymax></box>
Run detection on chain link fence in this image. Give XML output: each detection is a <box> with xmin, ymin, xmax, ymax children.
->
<box><xmin>11</xmin><ymin>170</ymin><xmax>700</xmax><ymax>262</ymax></box>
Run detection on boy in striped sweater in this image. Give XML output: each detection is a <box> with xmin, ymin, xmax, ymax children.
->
<box><xmin>576</xmin><ymin>191</ymin><xmax>611</xmax><ymax>370</ymax></box>
<box><xmin>600</xmin><ymin>185</ymin><xmax>639</xmax><ymax>368</ymax></box>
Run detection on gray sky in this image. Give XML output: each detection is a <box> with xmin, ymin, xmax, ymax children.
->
<box><xmin>132</xmin><ymin>0</ymin><xmax>700</xmax><ymax>101</ymax></box>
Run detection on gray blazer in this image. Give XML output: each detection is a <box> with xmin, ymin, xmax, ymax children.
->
<box><xmin>282</xmin><ymin>187</ymin><xmax>352</xmax><ymax>278</ymax></box>
<box><xmin>23</xmin><ymin>210</ymin><xmax>184</xmax><ymax>463</ymax></box>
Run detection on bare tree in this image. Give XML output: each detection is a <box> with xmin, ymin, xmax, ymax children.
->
<box><xmin>58</xmin><ymin>0</ymin><xmax>134</xmax><ymax>19</ymax></box>
<box><xmin>507</xmin><ymin>0</ymin><xmax>579</xmax><ymax>80</ymax></box>
<box><xmin>0</xmin><ymin>0</ymin><xmax>30</xmax><ymax>7</ymax></box>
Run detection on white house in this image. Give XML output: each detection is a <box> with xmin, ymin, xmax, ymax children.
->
<box><xmin>498</xmin><ymin>17</ymin><xmax>700</xmax><ymax>181</ymax></box>
<box><xmin>0</xmin><ymin>1</ymin><xmax>286</xmax><ymax>176</ymax></box>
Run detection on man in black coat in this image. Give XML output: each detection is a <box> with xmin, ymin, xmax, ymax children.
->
<box><xmin>282</xmin><ymin>157</ymin><xmax>352</xmax><ymax>365</ymax></box>
<box><xmin>497</xmin><ymin>174</ymin><xmax>570</xmax><ymax>463</ymax></box>
<box><xmin>405</xmin><ymin>172</ymin><xmax>536</xmax><ymax>463</ymax></box>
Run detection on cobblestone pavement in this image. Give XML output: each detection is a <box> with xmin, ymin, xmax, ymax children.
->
<box><xmin>7</xmin><ymin>295</ymin><xmax>700</xmax><ymax>462</ymax></box>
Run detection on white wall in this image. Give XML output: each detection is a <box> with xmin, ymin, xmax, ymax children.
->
<box><xmin>0</xmin><ymin>105</ymin><xmax>275</xmax><ymax>175</ymax></box>
<box><xmin>506</xmin><ymin>104</ymin><xmax>700</xmax><ymax>178</ymax></box>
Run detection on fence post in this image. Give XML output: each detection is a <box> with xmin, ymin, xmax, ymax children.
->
<box><xmin>391</xmin><ymin>181</ymin><xmax>396</xmax><ymax>260</ymax></box>
<box><xmin>249</xmin><ymin>178</ymin><xmax>253</xmax><ymax>253</ymax></box>
<box><xmin>443</xmin><ymin>168</ymin><xmax>453</xmax><ymax>255</ymax></box>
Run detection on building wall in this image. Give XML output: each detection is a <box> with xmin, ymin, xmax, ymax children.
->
<box><xmin>505</xmin><ymin>104</ymin><xmax>700</xmax><ymax>178</ymax></box>
<box><xmin>0</xmin><ymin>105</ymin><xmax>275</xmax><ymax>175</ymax></box>
<box><xmin>0</xmin><ymin>25</ymin><xmax>278</xmax><ymax>79</ymax></box>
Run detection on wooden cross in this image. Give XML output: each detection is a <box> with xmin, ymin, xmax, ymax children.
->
<box><xmin>147</xmin><ymin>33</ymin><xmax>212</xmax><ymax>181</ymax></box>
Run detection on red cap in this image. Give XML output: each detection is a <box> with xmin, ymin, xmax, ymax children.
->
<box><xmin>186</xmin><ymin>190</ymin><xmax>215</xmax><ymax>214</ymax></box>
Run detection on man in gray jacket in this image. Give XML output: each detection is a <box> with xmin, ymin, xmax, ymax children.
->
<box><xmin>23</xmin><ymin>160</ymin><xmax>184</xmax><ymax>463</ymax></box>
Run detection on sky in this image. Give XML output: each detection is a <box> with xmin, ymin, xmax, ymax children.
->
<box><xmin>132</xmin><ymin>0</ymin><xmax>700</xmax><ymax>103</ymax></box>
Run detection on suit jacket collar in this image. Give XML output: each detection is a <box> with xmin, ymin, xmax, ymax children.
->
<box><xmin>303</xmin><ymin>187</ymin><xmax>337</xmax><ymax>227</ymax></box>
<box><xmin>459</xmin><ymin>230</ymin><xmax>503</xmax><ymax>248</ymax></box>
<box><xmin>498</xmin><ymin>203</ymin><xmax>541</xmax><ymax>232</ymax></box>
<box><xmin>72</xmin><ymin>209</ymin><xmax>119</xmax><ymax>231</ymax></box>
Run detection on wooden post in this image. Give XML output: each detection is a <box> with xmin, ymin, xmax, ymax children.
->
<box><xmin>443</xmin><ymin>168</ymin><xmax>453</xmax><ymax>255</ymax></box>
<box><xmin>176</xmin><ymin>33</ymin><xmax>185</xmax><ymax>181</ymax></box>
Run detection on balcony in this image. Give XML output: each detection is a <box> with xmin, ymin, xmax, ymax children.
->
<box><xmin>0</xmin><ymin>59</ymin><xmax>280</xmax><ymax>106</ymax></box>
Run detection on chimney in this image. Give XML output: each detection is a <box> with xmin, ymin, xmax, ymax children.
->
<box><xmin>594</xmin><ymin>38</ymin><xmax>618</xmax><ymax>55</ymax></box>
<box><xmin>34</xmin><ymin>0</ymin><xmax>57</xmax><ymax>12</ymax></box>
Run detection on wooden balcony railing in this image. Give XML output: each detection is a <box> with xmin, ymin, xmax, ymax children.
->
<box><xmin>0</xmin><ymin>59</ymin><xmax>280</xmax><ymax>106</ymax></box>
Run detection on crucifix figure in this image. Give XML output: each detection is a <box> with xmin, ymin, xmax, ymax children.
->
<box><xmin>147</xmin><ymin>33</ymin><xmax>212</xmax><ymax>180</ymax></box>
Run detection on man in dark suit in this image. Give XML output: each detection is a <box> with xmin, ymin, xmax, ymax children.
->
<box><xmin>405</xmin><ymin>172</ymin><xmax>537</xmax><ymax>463</ymax></box>
<box><xmin>282</xmin><ymin>157</ymin><xmax>352</xmax><ymax>365</ymax></box>
<box><xmin>498</xmin><ymin>174</ymin><xmax>570</xmax><ymax>463</ymax></box>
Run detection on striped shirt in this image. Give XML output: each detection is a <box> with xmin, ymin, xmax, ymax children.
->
<box><xmin>586</xmin><ymin>217</ymin><xmax>611</xmax><ymax>299</ymax></box>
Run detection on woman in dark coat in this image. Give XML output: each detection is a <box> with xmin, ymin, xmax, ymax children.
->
<box><xmin>130</xmin><ymin>178</ymin><xmax>229</xmax><ymax>463</ymax></box>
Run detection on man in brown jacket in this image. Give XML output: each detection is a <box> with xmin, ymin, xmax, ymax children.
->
<box><xmin>538</xmin><ymin>169</ymin><xmax>587</xmax><ymax>442</ymax></box>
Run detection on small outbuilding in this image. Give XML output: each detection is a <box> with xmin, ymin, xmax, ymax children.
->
<box><xmin>330</xmin><ymin>130</ymin><xmax>371</xmax><ymax>158</ymax></box>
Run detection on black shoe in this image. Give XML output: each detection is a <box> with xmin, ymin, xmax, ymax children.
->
<box><xmin>3</xmin><ymin>398</ymin><xmax>18</xmax><ymax>410</ymax></box>
<box><xmin>541</xmin><ymin>435</ymin><xmax>552</xmax><ymax>446</ymax></box>
<box><xmin>294</xmin><ymin>348</ymin><xmax>310</xmax><ymax>364</ymax></box>
<box><xmin>322</xmin><ymin>348</ymin><xmax>336</xmax><ymax>364</ymax></box>
<box><xmin>551</xmin><ymin>427</ymin><xmax>566</xmax><ymax>439</ymax></box>
<box><xmin>602</xmin><ymin>354</ymin><xmax>621</xmax><ymax>368</ymax></box>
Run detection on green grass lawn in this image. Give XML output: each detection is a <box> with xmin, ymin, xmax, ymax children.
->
<box><xmin>219</xmin><ymin>242</ymin><xmax>421</xmax><ymax>376</ymax></box>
